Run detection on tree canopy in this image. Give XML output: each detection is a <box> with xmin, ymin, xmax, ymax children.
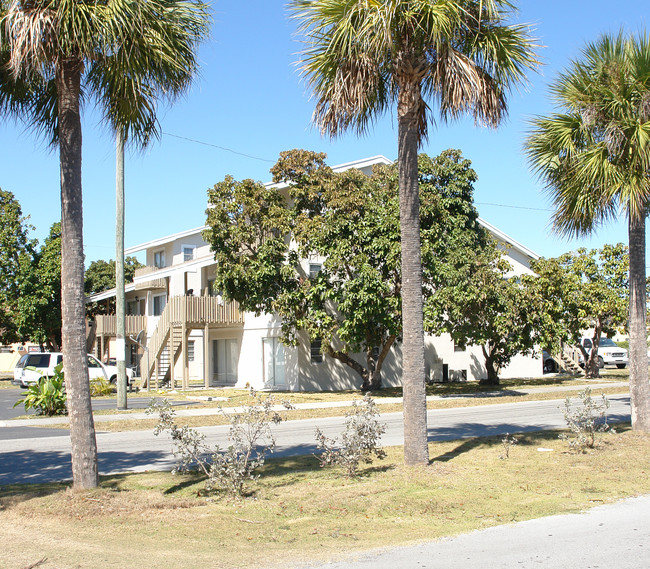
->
<box><xmin>525</xmin><ymin>244</ymin><xmax>629</xmax><ymax>378</ymax></box>
<box><xmin>525</xmin><ymin>31</ymin><xmax>650</xmax><ymax>430</ymax></box>
<box><xmin>85</xmin><ymin>257</ymin><xmax>144</xmax><ymax>317</ymax></box>
<box><xmin>204</xmin><ymin>148</ymin><xmax>488</xmax><ymax>391</ymax></box>
<box><xmin>0</xmin><ymin>188</ymin><xmax>36</xmax><ymax>344</ymax></box>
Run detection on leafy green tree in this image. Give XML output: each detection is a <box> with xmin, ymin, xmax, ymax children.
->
<box><xmin>85</xmin><ymin>257</ymin><xmax>144</xmax><ymax>317</ymax></box>
<box><xmin>205</xmin><ymin>148</ymin><xmax>487</xmax><ymax>391</ymax></box>
<box><xmin>427</xmin><ymin>240</ymin><xmax>535</xmax><ymax>385</ymax></box>
<box><xmin>525</xmin><ymin>31</ymin><xmax>650</xmax><ymax>430</ymax></box>
<box><xmin>0</xmin><ymin>189</ymin><xmax>36</xmax><ymax>344</ymax></box>
<box><xmin>525</xmin><ymin>245</ymin><xmax>629</xmax><ymax>379</ymax></box>
<box><xmin>290</xmin><ymin>0</ymin><xmax>538</xmax><ymax>464</ymax></box>
<box><xmin>1</xmin><ymin>0</ymin><xmax>210</xmax><ymax>488</ymax></box>
<box><xmin>16</xmin><ymin>223</ymin><xmax>63</xmax><ymax>351</ymax></box>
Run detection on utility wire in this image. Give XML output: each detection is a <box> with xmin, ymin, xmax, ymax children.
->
<box><xmin>162</xmin><ymin>132</ymin><xmax>556</xmax><ymax>211</ymax></box>
<box><xmin>162</xmin><ymin>131</ymin><xmax>274</xmax><ymax>163</ymax></box>
<box><xmin>476</xmin><ymin>202</ymin><xmax>553</xmax><ymax>212</ymax></box>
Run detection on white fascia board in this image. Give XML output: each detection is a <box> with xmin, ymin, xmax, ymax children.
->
<box><xmin>478</xmin><ymin>217</ymin><xmax>540</xmax><ymax>261</ymax></box>
<box><xmin>86</xmin><ymin>282</ymin><xmax>136</xmax><ymax>304</ymax></box>
<box><xmin>265</xmin><ymin>155</ymin><xmax>394</xmax><ymax>190</ymax></box>
<box><xmin>125</xmin><ymin>225</ymin><xmax>208</xmax><ymax>255</ymax></box>
<box><xmin>332</xmin><ymin>155</ymin><xmax>393</xmax><ymax>172</ymax></box>
<box><xmin>86</xmin><ymin>254</ymin><xmax>216</xmax><ymax>303</ymax></box>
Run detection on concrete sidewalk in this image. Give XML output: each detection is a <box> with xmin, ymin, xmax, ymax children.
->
<box><xmin>1</xmin><ymin>381</ymin><xmax>628</xmax><ymax>428</ymax></box>
<box><xmin>299</xmin><ymin>494</ymin><xmax>650</xmax><ymax>569</ymax></box>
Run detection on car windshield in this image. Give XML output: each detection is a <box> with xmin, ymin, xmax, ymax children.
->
<box><xmin>599</xmin><ymin>338</ymin><xmax>619</xmax><ymax>347</ymax></box>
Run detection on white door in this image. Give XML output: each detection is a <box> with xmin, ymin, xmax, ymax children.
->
<box><xmin>263</xmin><ymin>338</ymin><xmax>285</xmax><ymax>387</ymax></box>
<box><xmin>213</xmin><ymin>339</ymin><xmax>238</xmax><ymax>385</ymax></box>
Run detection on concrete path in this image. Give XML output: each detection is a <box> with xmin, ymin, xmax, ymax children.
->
<box><xmin>0</xmin><ymin>380</ymin><xmax>628</xmax><ymax>427</ymax></box>
<box><xmin>299</xmin><ymin>494</ymin><xmax>650</xmax><ymax>569</ymax></box>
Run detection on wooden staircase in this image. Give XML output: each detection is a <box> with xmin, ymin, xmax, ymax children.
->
<box><xmin>144</xmin><ymin>296</ymin><xmax>244</xmax><ymax>389</ymax></box>
<box><xmin>559</xmin><ymin>344</ymin><xmax>583</xmax><ymax>375</ymax></box>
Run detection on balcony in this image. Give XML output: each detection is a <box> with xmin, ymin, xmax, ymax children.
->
<box><xmin>95</xmin><ymin>315</ymin><xmax>147</xmax><ymax>337</ymax></box>
<box><xmin>134</xmin><ymin>266</ymin><xmax>167</xmax><ymax>291</ymax></box>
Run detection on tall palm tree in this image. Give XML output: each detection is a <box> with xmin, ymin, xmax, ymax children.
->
<box><xmin>1</xmin><ymin>0</ymin><xmax>210</xmax><ymax>487</ymax></box>
<box><xmin>526</xmin><ymin>31</ymin><xmax>650</xmax><ymax>432</ymax></box>
<box><xmin>290</xmin><ymin>0</ymin><xmax>538</xmax><ymax>464</ymax></box>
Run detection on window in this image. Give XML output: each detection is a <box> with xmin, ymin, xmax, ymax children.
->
<box><xmin>153</xmin><ymin>294</ymin><xmax>167</xmax><ymax>316</ymax></box>
<box><xmin>153</xmin><ymin>249</ymin><xmax>166</xmax><ymax>268</ymax></box>
<box><xmin>182</xmin><ymin>245</ymin><xmax>195</xmax><ymax>262</ymax></box>
<box><xmin>309</xmin><ymin>263</ymin><xmax>322</xmax><ymax>279</ymax></box>
<box><xmin>310</xmin><ymin>338</ymin><xmax>323</xmax><ymax>363</ymax></box>
<box><xmin>188</xmin><ymin>341</ymin><xmax>195</xmax><ymax>362</ymax></box>
<box><xmin>453</xmin><ymin>342</ymin><xmax>466</xmax><ymax>352</ymax></box>
<box><xmin>126</xmin><ymin>300</ymin><xmax>138</xmax><ymax>315</ymax></box>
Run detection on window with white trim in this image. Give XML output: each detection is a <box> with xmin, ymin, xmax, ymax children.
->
<box><xmin>182</xmin><ymin>245</ymin><xmax>195</xmax><ymax>262</ymax></box>
<box><xmin>153</xmin><ymin>249</ymin><xmax>166</xmax><ymax>268</ymax></box>
<box><xmin>153</xmin><ymin>294</ymin><xmax>167</xmax><ymax>316</ymax></box>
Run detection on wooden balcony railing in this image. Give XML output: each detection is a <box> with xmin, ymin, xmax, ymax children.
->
<box><xmin>95</xmin><ymin>314</ymin><xmax>147</xmax><ymax>337</ymax></box>
<box><xmin>134</xmin><ymin>266</ymin><xmax>167</xmax><ymax>290</ymax></box>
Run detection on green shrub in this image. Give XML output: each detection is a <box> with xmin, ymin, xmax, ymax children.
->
<box><xmin>149</xmin><ymin>391</ymin><xmax>294</xmax><ymax>496</ymax></box>
<box><xmin>560</xmin><ymin>387</ymin><xmax>612</xmax><ymax>452</ymax></box>
<box><xmin>90</xmin><ymin>377</ymin><xmax>113</xmax><ymax>397</ymax></box>
<box><xmin>14</xmin><ymin>363</ymin><xmax>67</xmax><ymax>416</ymax></box>
<box><xmin>315</xmin><ymin>394</ymin><xmax>386</xmax><ymax>477</ymax></box>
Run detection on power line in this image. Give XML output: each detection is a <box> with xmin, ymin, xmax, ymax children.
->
<box><xmin>476</xmin><ymin>201</ymin><xmax>553</xmax><ymax>212</ymax></box>
<box><xmin>162</xmin><ymin>131</ymin><xmax>274</xmax><ymax>163</ymax></box>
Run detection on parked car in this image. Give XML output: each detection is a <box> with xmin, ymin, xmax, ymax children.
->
<box><xmin>13</xmin><ymin>352</ymin><xmax>134</xmax><ymax>388</ymax></box>
<box><xmin>542</xmin><ymin>351</ymin><xmax>558</xmax><ymax>374</ymax></box>
<box><xmin>578</xmin><ymin>337</ymin><xmax>628</xmax><ymax>369</ymax></box>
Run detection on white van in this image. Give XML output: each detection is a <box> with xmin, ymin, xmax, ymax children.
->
<box><xmin>13</xmin><ymin>352</ymin><xmax>134</xmax><ymax>388</ymax></box>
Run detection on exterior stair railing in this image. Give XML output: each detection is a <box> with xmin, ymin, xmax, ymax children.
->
<box><xmin>144</xmin><ymin>296</ymin><xmax>243</xmax><ymax>388</ymax></box>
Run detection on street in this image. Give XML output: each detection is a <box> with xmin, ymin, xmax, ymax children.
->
<box><xmin>0</xmin><ymin>392</ymin><xmax>632</xmax><ymax>485</ymax></box>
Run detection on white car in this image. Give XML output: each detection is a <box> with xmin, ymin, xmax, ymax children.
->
<box><xmin>13</xmin><ymin>352</ymin><xmax>134</xmax><ymax>388</ymax></box>
<box><xmin>579</xmin><ymin>337</ymin><xmax>628</xmax><ymax>369</ymax></box>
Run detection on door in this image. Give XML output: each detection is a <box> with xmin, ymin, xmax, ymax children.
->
<box><xmin>213</xmin><ymin>339</ymin><xmax>238</xmax><ymax>385</ymax></box>
<box><xmin>263</xmin><ymin>337</ymin><xmax>285</xmax><ymax>387</ymax></box>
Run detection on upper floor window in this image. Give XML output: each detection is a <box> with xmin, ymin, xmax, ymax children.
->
<box><xmin>309</xmin><ymin>263</ymin><xmax>322</xmax><ymax>279</ymax></box>
<box><xmin>153</xmin><ymin>250</ymin><xmax>166</xmax><ymax>268</ymax></box>
<box><xmin>183</xmin><ymin>245</ymin><xmax>195</xmax><ymax>262</ymax></box>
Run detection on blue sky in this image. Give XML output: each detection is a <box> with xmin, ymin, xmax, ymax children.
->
<box><xmin>1</xmin><ymin>1</ymin><xmax>649</xmax><ymax>266</ymax></box>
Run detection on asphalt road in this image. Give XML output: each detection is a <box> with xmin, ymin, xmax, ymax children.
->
<box><xmin>0</xmin><ymin>394</ymin><xmax>631</xmax><ymax>485</ymax></box>
<box><xmin>0</xmin><ymin>388</ymin><xmax>196</xmax><ymax>440</ymax></box>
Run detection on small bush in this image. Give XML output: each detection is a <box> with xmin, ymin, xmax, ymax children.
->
<box><xmin>90</xmin><ymin>377</ymin><xmax>113</xmax><ymax>397</ymax></box>
<box><xmin>14</xmin><ymin>363</ymin><xmax>66</xmax><ymax>416</ymax></box>
<box><xmin>499</xmin><ymin>433</ymin><xmax>518</xmax><ymax>459</ymax></box>
<box><xmin>315</xmin><ymin>394</ymin><xmax>386</xmax><ymax>477</ymax></box>
<box><xmin>560</xmin><ymin>387</ymin><xmax>613</xmax><ymax>452</ymax></box>
<box><xmin>148</xmin><ymin>391</ymin><xmax>293</xmax><ymax>496</ymax></box>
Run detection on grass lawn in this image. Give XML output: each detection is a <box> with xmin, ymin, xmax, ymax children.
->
<box><xmin>1</xmin><ymin>426</ymin><xmax>649</xmax><ymax>569</ymax></box>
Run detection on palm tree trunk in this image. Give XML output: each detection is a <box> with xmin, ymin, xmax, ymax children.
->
<box><xmin>56</xmin><ymin>57</ymin><xmax>99</xmax><ymax>488</ymax></box>
<box><xmin>397</xmin><ymin>78</ymin><xmax>429</xmax><ymax>466</ymax></box>
<box><xmin>628</xmin><ymin>214</ymin><xmax>650</xmax><ymax>431</ymax></box>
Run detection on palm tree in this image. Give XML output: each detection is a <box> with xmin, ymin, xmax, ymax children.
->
<box><xmin>290</xmin><ymin>0</ymin><xmax>538</xmax><ymax>464</ymax></box>
<box><xmin>526</xmin><ymin>31</ymin><xmax>650</xmax><ymax>432</ymax></box>
<box><xmin>1</xmin><ymin>0</ymin><xmax>210</xmax><ymax>487</ymax></box>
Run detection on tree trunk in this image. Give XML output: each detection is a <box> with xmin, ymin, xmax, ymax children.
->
<box><xmin>584</xmin><ymin>329</ymin><xmax>602</xmax><ymax>379</ymax></box>
<box><xmin>397</xmin><ymin>75</ymin><xmax>429</xmax><ymax>466</ymax></box>
<box><xmin>628</xmin><ymin>214</ymin><xmax>650</xmax><ymax>431</ymax></box>
<box><xmin>116</xmin><ymin>131</ymin><xmax>127</xmax><ymax>409</ymax></box>
<box><xmin>56</xmin><ymin>58</ymin><xmax>99</xmax><ymax>488</ymax></box>
<box><xmin>481</xmin><ymin>344</ymin><xmax>500</xmax><ymax>386</ymax></box>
